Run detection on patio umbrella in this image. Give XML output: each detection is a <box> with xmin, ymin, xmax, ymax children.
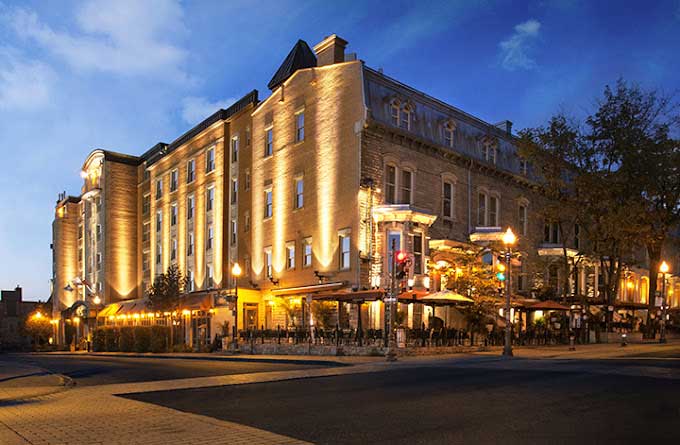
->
<box><xmin>421</xmin><ymin>290</ymin><xmax>474</xmax><ymax>305</ymax></box>
<box><xmin>527</xmin><ymin>300</ymin><xmax>570</xmax><ymax>311</ymax></box>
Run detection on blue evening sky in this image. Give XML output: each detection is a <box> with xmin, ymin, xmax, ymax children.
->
<box><xmin>1</xmin><ymin>0</ymin><xmax>679</xmax><ymax>301</ymax></box>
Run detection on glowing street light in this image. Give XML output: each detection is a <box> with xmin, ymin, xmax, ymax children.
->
<box><xmin>232</xmin><ymin>262</ymin><xmax>243</xmax><ymax>351</ymax></box>
<box><xmin>502</xmin><ymin>228</ymin><xmax>516</xmax><ymax>357</ymax></box>
<box><xmin>660</xmin><ymin>260</ymin><xmax>670</xmax><ymax>344</ymax></box>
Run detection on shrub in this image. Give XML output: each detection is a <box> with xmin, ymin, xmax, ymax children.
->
<box><xmin>105</xmin><ymin>328</ymin><xmax>119</xmax><ymax>351</ymax></box>
<box><xmin>134</xmin><ymin>326</ymin><xmax>152</xmax><ymax>353</ymax></box>
<box><xmin>150</xmin><ymin>325</ymin><xmax>169</xmax><ymax>353</ymax></box>
<box><xmin>119</xmin><ymin>326</ymin><xmax>135</xmax><ymax>352</ymax></box>
<box><xmin>92</xmin><ymin>328</ymin><xmax>106</xmax><ymax>352</ymax></box>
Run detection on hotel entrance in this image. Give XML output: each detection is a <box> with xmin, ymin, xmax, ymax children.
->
<box><xmin>244</xmin><ymin>303</ymin><xmax>259</xmax><ymax>330</ymax></box>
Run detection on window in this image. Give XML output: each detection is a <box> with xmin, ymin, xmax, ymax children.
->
<box><xmin>142</xmin><ymin>252</ymin><xmax>149</xmax><ymax>271</ymax></box>
<box><xmin>231</xmin><ymin>178</ymin><xmax>237</xmax><ymax>205</ymax></box>
<box><xmin>401</xmin><ymin>106</ymin><xmax>411</xmax><ymax>130</ymax></box>
<box><xmin>390</xmin><ymin>102</ymin><xmax>400</xmax><ymax>126</ymax></box>
<box><xmin>206</xmin><ymin>186</ymin><xmax>214</xmax><ymax>212</ymax></box>
<box><xmin>187</xmin><ymin>159</ymin><xmax>195</xmax><ymax>183</ymax></box>
<box><xmin>442</xmin><ymin>181</ymin><xmax>454</xmax><ymax>219</ymax></box>
<box><xmin>230</xmin><ymin>220</ymin><xmax>237</xmax><ymax>245</ymax></box>
<box><xmin>170</xmin><ymin>204</ymin><xmax>177</xmax><ymax>226</ymax></box>
<box><xmin>295</xmin><ymin>110</ymin><xmax>305</xmax><ymax>142</ymax></box>
<box><xmin>244</xmin><ymin>211</ymin><xmax>250</xmax><ymax>232</ymax></box>
<box><xmin>477</xmin><ymin>192</ymin><xmax>499</xmax><ymax>227</ymax></box>
<box><xmin>95</xmin><ymin>197</ymin><xmax>102</xmax><ymax>213</ymax></box>
<box><xmin>400</xmin><ymin>169</ymin><xmax>412</xmax><ymax>204</ymax></box>
<box><xmin>303</xmin><ymin>237</ymin><xmax>312</xmax><ymax>267</ymax></box>
<box><xmin>142</xmin><ymin>194</ymin><xmax>150</xmax><ymax>215</ymax></box>
<box><xmin>142</xmin><ymin>223</ymin><xmax>150</xmax><ymax>242</ymax></box>
<box><xmin>206</xmin><ymin>225</ymin><xmax>214</xmax><ymax>250</ymax></box>
<box><xmin>294</xmin><ymin>177</ymin><xmax>304</xmax><ymax>209</ymax></box>
<box><xmin>186</xmin><ymin>270</ymin><xmax>193</xmax><ymax>292</ymax></box>
<box><xmin>488</xmin><ymin>196</ymin><xmax>498</xmax><ymax>227</ymax></box>
<box><xmin>187</xmin><ymin>232</ymin><xmax>194</xmax><ymax>256</ymax></box>
<box><xmin>413</xmin><ymin>233</ymin><xmax>423</xmax><ymax>274</ymax></box>
<box><xmin>245</xmin><ymin>127</ymin><xmax>251</xmax><ymax>146</ymax></box>
<box><xmin>96</xmin><ymin>253</ymin><xmax>102</xmax><ymax>271</ymax></box>
<box><xmin>206</xmin><ymin>264</ymin><xmax>214</xmax><ymax>288</ymax></box>
<box><xmin>206</xmin><ymin>148</ymin><xmax>215</xmax><ymax>172</ymax></box>
<box><xmin>518</xmin><ymin>204</ymin><xmax>528</xmax><ymax>236</ymax></box>
<box><xmin>155</xmin><ymin>178</ymin><xmax>162</xmax><ymax>200</ymax></box>
<box><xmin>155</xmin><ymin>211</ymin><xmax>162</xmax><ymax>232</ymax></box>
<box><xmin>264</xmin><ymin>127</ymin><xmax>273</xmax><ymax>157</ymax></box>
<box><xmin>264</xmin><ymin>188</ymin><xmax>273</xmax><ymax>219</ymax></box>
<box><xmin>170</xmin><ymin>169</ymin><xmax>178</xmax><ymax>192</ymax></box>
<box><xmin>483</xmin><ymin>143</ymin><xmax>497</xmax><ymax>164</ymax></box>
<box><xmin>245</xmin><ymin>171</ymin><xmax>251</xmax><ymax>191</ymax></box>
<box><xmin>477</xmin><ymin>192</ymin><xmax>487</xmax><ymax>227</ymax></box>
<box><xmin>286</xmin><ymin>242</ymin><xmax>295</xmax><ymax>270</ymax></box>
<box><xmin>544</xmin><ymin>221</ymin><xmax>560</xmax><ymax>244</ymax></box>
<box><xmin>96</xmin><ymin>224</ymin><xmax>101</xmax><ymax>242</ymax></box>
<box><xmin>339</xmin><ymin>232</ymin><xmax>351</xmax><ymax>270</ymax></box>
<box><xmin>385</xmin><ymin>165</ymin><xmax>397</xmax><ymax>204</ymax></box>
<box><xmin>187</xmin><ymin>196</ymin><xmax>194</xmax><ymax>220</ymax></box>
<box><xmin>264</xmin><ymin>247</ymin><xmax>272</xmax><ymax>277</ymax></box>
<box><xmin>156</xmin><ymin>243</ymin><xmax>162</xmax><ymax>265</ymax></box>
<box><xmin>231</xmin><ymin>136</ymin><xmax>239</xmax><ymax>163</ymax></box>
<box><xmin>519</xmin><ymin>158</ymin><xmax>528</xmax><ymax>175</ymax></box>
<box><xmin>171</xmin><ymin>238</ymin><xmax>177</xmax><ymax>261</ymax></box>
<box><xmin>443</xmin><ymin>123</ymin><xmax>454</xmax><ymax>147</ymax></box>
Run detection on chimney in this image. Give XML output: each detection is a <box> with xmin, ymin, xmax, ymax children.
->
<box><xmin>495</xmin><ymin>120</ymin><xmax>513</xmax><ymax>135</ymax></box>
<box><xmin>313</xmin><ymin>34</ymin><xmax>348</xmax><ymax>66</ymax></box>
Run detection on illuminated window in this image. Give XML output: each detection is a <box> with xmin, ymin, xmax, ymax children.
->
<box><xmin>244</xmin><ymin>211</ymin><xmax>250</xmax><ymax>232</ymax></box>
<box><xmin>442</xmin><ymin>181</ymin><xmax>454</xmax><ymax>219</ymax></box>
<box><xmin>390</xmin><ymin>102</ymin><xmax>400</xmax><ymax>126</ymax></box>
<box><xmin>264</xmin><ymin>188</ymin><xmax>273</xmax><ymax>219</ymax></box>
<box><xmin>142</xmin><ymin>194</ymin><xmax>150</xmax><ymax>215</ymax></box>
<box><xmin>339</xmin><ymin>231</ymin><xmax>351</xmax><ymax>270</ymax></box>
<box><xmin>187</xmin><ymin>195</ymin><xmax>194</xmax><ymax>220</ymax></box>
<box><xmin>443</xmin><ymin>122</ymin><xmax>455</xmax><ymax>147</ymax></box>
<box><xmin>286</xmin><ymin>242</ymin><xmax>295</xmax><ymax>270</ymax></box>
<box><xmin>206</xmin><ymin>264</ymin><xmax>214</xmax><ymax>288</ymax></box>
<box><xmin>231</xmin><ymin>178</ymin><xmax>237</xmax><ymax>205</ymax></box>
<box><xmin>231</xmin><ymin>136</ymin><xmax>239</xmax><ymax>163</ymax></box>
<box><xmin>264</xmin><ymin>127</ymin><xmax>273</xmax><ymax>157</ymax></box>
<box><xmin>170</xmin><ymin>169</ymin><xmax>178</xmax><ymax>192</ymax></box>
<box><xmin>171</xmin><ymin>238</ymin><xmax>177</xmax><ymax>261</ymax></box>
<box><xmin>264</xmin><ymin>246</ymin><xmax>272</xmax><ymax>277</ymax></box>
<box><xmin>170</xmin><ymin>203</ymin><xmax>177</xmax><ymax>226</ymax></box>
<box><xmin>206</xmin><ymin>225</ymin><xmax>214</xmax><ymax>250</ymax></box>
<box><xmin>206</xmin><ymin>148</ymin><xmax>215</xmax><ymax>172</ymax></box>
<box><xmin>303</xmin><ymin>237</ymin><xmax>312</xmax><ymax>267</ymax></box>
<box><xmin>187</xmin><ymin>232</ymin><xmax>194</xmax><ymax>256</ymax></box>
<box><xmin>230</xmin><ymin>220</ymin><xmax>237</xmax><ymax>245</ymax></box>
<box><xmin>385</xmin><ymin>165</ymin><xmax>397</xmax><ymax>204</ymax></box>
<box><xmin>155</xmin><ymin>178</ymin><xmax>162</xmax><ymax>200</ymax></box>
<box><xmin>518</xmin><ymin>204</ymin><xmax>528</xmax><ymax>236</ymax></box>
<box><xmin>295</xmin><ymin>110</ymin><xmax>305</xmax><ymax>142</ymax></box>
<box><xmin>294</xmin><ymin>177</ymin><xmax>304</xmax><ymax>209</ymax></box>
<box><xmin>187</xmin><ymin>159</ymin><xmax>195</xmax><ymax>183</ymax></box>
<box><xmin>186</xmin><ymin>270</ymin><xmax>193</xmax><ymax>292</ymax></box>
<box><xmin>156</xmin><ymin>243</ymin><xmax>162</xmax><ymax>265</ymax></box>
<box><xmin>155</xmin><ymin>211</ymin><xmax>162</xmax><ymax>232</ymax></box>
<box><xmin>206</xmin><ymin>186</ymin><xmax>214</xmax><ymax>212</ymax></box>
<box><xmin>400</xmin><ymin>169</ymin><xmax>412</xmax><ymax>204</ymax></box>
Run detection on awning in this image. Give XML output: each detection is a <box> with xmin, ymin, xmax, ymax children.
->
<box><xmin>314</xmin><ymin>289</ymin><xmax>384</xmax><ymax>302</ymax></box>
<box><xmin>527</xmin><ymin>300</ymin><xmax>570</xmax><ymax>311</ymax></box>
<box><xmin>98</xmin><ymin>298</ymin><xmax>149</xmax><ymax>318</ymax></box>
<box><xmin>271</xmin><ymin>281</ymin><xmax>345</xmax><ymax>296</ymax></box>
<box><xmin>614</xmin><ymin>301</ymin><xmax>650</xmax><ymax>310</ymax></box>
<box><xmin>420</xmin><ymin>290</ymin><xmax>474</xmax><ymax>305</ymax></box>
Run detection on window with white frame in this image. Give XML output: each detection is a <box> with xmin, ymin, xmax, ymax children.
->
<box><xmin>187</xmin><ymin>232</ymin><xmax>194</xmax><ymax>256</ymax></box>
<box><xmin>206</xmin><ymin>186</ymin><xmax>214</xmax><ymax>212</ymax></box>
<box><xmin>488</xmin><ymin>195</ymin><xmax>499</xmax><ymax>227</ymax></box>
<box><xmin>155</xmin><ymin>211</ymin><xmax>162</xmax><ymax>232</ymax></box>
<box><xmin>264</xmin><ymin>187</ymin><xmax>273</xmax><ymax>219</ymax></box>
<box><xmin>390</xmin><ymin>102</ymin><xmax>400</xmax><ymax>126</ymax></box>
<box><xmin>171</xmin><ymin>238</ymin><xmax>177</xmax><ymax>261</ymax></box>
<box><xmin>294</xmin><ymin>177</ymin><xmax>304</xmax><ymax>209</ymax></box>
<box><xmin>142</xmin><ymin>194</ymin><xmax>150</xmax><ymax>215</ymax></box>
<box><xmin>187</xmin><ymin>195</ymin><xmax>194</xmax><ymax>220</ymax></box>
<box><xmin>231</xmin><ymin>136</ymin><xmax>239</xmax><ymax>163</ymax></box>
<box><xmin>339</xmin><ymin>231</ymin><xmax>351</xmax><ymax>270</ymax></box>
<box><xmin>264</xmin><ymin>126</ymin><xmax>273</xmax><ymax>157</ymax></box>
<box><xmin>385</xmin><ymin>164</ymin><xmax>397</xmax><ymax>204</ymax></box>
<box><xmin>400</xmin><ymin>169</ymin><xmax>412</xmax><ymax>204</ymax></box>
<box><xmin>477</xmin><ymin>192</ymin><xmax>500</xmax><ymax>227</ymax></box>
<box><xmin>295</xmin><ymin>110</ymin><xmax>304</xmax><ymax>142</ymax></box>
<box><xmin>401</xmin><ymin>105</ymin><xmax>412</xmax><ymax>130</ymax></box>
<box><xmin>483</xmin><ymin>142</ymin><xmax>497</xmax><ymax>164</ymax></box>
<box><xmin>206</xmin><ymin>147</ymin><xmax>215</xmax><ymax>172</ymax></box>
<box><xmin>442</xmin><ymin>181</ymin><xmax>454</xmax><ymax>219</ymax></box>
<box><xmin>206</xmin><ymin>225</ymin><xmax>214</xmax><ymax>250</ymax></box>
<box><xmin>170</xmin><ymin>169</ymin><xmax>178</xmax><ymax>192</ymax></box>
<box><xmin>142</xmin><ymin>222</ymin><xmax>150</xmax><ymax>242</ymax></box>
<box><xmin>231</xmin><ymin>178</ymin><xmax>238</xmax><ymax>205</ymax></box>
<box><xmin>230</xmin><ymin>220</ymin><xmax>237</xmax><ymax>245</ymax></box>
<box><xmin>187</xmin><ymin>159</ymin><xmax>195</xmax><ymax>183</ymax></box>
<box><xmin>171</xmin><ymin>203</ymin><xmax>177</xmax><ymax>226</ymax></box>
<box><xmin>303</xmin><ymin>237</ymin><xmax>312</xmax><ymax>267</ymax></box>
<box><xmin>206</xmin><ymin>264</ymin><xmax>214</xmax><ymax>288</ymax></box>
<box><xmin>186</xmin><ymin>269</ymin><xmax>194</xmax><ymax>292</ymax></box>
<box><xmin>155</xmin><ymin>178</ymin><xmax>162</xmax><ymax>200</ymax></box>
<box><xmin>286</xmin><ymin>241</ymin><xmax>295</xmax><ymax>270</ymax></box>
<box><xmin>443</xmin><ymin>122</ymin><xmax>455</xmax><ymax>147</ymax></box>
<box><xmin>518</xmin><ymin>204</ymin><xmax>528</xmax><ymax>236</ymax></box>
<box><xmin>264</xmin><ymin>246</ymin><xmax>272</xmax><ymax>277</ymax></box>
<box><xmin>244</xmin><ymin>210</ymin><xmax>250</xmax><ymax>232</ymax></box>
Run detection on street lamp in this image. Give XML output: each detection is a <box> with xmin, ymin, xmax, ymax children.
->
<box><xmin>659</xmin><ymin>260</ymin><xmax>670</xmax><ymax>344</ymax></box>
<box><xmin>231</xmin><ymin>262</ymin><xmax>242</xmax><ymax>351</ymax></box>
<box><xmin>502</xmin><ymin>228</ymin><xmax>516</xmax><ymax>357</ymax></box>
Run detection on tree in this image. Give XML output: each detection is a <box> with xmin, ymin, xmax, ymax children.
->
<box><xmin>147</xmin><ymin>264</ymin><xmax>189</xmax><ymax>313</ymax></box>
<box><xmin>24</xmin><ymin>311</ymin><xmax>52</xmax><ymax>348</ymax></box>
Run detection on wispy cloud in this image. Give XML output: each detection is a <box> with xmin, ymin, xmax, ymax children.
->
<box><xmin>499</xmin><ymin>19</ymin><xmax>542</xmax><ymax>71</ymax></box>
<box><xmin>8</xmin><ymin>0</ymin><xmax>188</xmax><ymax>82</ymax></box>
<box><xmin>181</xmin><ymin>96</ymin><xmax>237</xmax><ymax>125</ymax></box>
<box><xmin>0</xmin><ymin>47</ymin><xmax>54</xmax><ymax>111</ymax></box>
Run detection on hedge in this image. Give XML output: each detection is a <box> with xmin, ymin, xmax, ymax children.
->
<box><xmin>92</xmin><ymin>326</ymin><xmax>171</xmax><ymax>353</ymax></box>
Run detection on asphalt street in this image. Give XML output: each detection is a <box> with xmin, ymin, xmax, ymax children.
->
<box><xmin>1</xmin><ymin>353</ymin><xmax>328</xmax><ymax>386</ymax></box>
<box><xmin>127</xmin><ymin>357</ymin><xmax>680</xmax><ymax>445</ymax></box>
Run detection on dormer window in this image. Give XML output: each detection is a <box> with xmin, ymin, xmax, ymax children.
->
<box><xmin>482</xmin><ymin>142</ymin><xmax>497</xmax><ymax>164</ymax></box>
<box><xmin>390</xmin><ymin>101</ymin><xmax>400</xmax><ymax>126</ymax></box>
<box><xmin>400</xmin><ymin>105</ymin><xmax>412</xmax><ymax>130</ymax></box>
<box><xmin>519</xmin><ymin>158</ymin><xmax>528</xmax><ymax>175</ymax></box>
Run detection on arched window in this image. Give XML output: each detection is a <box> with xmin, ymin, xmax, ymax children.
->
<box><xmin>640</xmin><ymin>277</ymin><xmax>649</xmax><ymax>304</ymax></box>
<box><xmin>390</xmin><ymin>100</ymin><xmax>400</xmax><ymax>126</ymax></box>
<box><xmin>443</xmin><ymin>121</ymin><xmax>455</xmax><ymax>147</ymax></box>
<box><xmin>400</xmin><ymin>104</ymin><xmax>412</xmax><ymax>130</ymax></box>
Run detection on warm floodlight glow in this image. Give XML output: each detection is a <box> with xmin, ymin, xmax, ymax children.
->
<box><xmin>92</xmin><ymin>296</ymin><xmax>101</xmax><ymax>305</ymax></box>
<box><xmin>502</xmin><ymin>228</ymin><xmax>516</xmax><ymax>246</ymax></box>
<box><xmin>232</xmin><ymin>262</ymin><xmax>242</xmax><ymax>277</ymax></box>
<box><xmin>660</xmin><ymin>261</ymin><xmax>670</xmax><ymax>274</ymax></box>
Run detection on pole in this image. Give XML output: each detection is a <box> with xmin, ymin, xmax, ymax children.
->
<box><xmin>660</xmin><ymin>272</ymin><xmax>667</xmax><ymax>344</ymax></box>
<box><xmin>386</xmin><ymin>238</ymin><xmax>397</xmax><ymax>361</ymax></box>
<box><xmin>503</xmin><ymin>248</ymin><xmax>513</xmax><ymax>357</ymax></box>
<box><xmin>233</xmin><ymin>279</ymin><xmax>239</xmax><ymax>351</ymax></box>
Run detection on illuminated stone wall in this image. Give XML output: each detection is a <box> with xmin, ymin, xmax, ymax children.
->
<box><xmin>52</xmin><ymin>198</ymin><xmax>81</xmax><ymax>316</ymax></box>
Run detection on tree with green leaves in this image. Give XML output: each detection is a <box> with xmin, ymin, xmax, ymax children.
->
<box><xmin>147</xmin><ymin>264</ymin><xmax>189</xmax><ymax>313</ymax></box>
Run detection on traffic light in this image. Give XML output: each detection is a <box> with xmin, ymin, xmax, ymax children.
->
<box><xmin>395</xmin><ymin>251</ymin><xmax>407</xmax><ymax>279</ymax></box>
<box><xmin>496</xmin><ymin>272</ymin><xmax>506</xmax><ymax>281</ymax></box>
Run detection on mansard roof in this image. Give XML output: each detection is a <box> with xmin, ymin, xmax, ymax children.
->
<box><xmin>267</xmin><ymin>39</ymin><xmax>317</xmax><ymax>91</ymax></box>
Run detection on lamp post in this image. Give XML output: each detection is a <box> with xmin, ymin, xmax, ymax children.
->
<box><xmin>232</xmin><ymin>262</ymin><xmax>242</xmax><ymax>351</ymax></box>
<box><xmin>659</xmin><ymin>260</ymin><xmax>669</xmax><ymax>344</ymax></box>
<box><xmin>502</xmin><ymin>228</ymin><xmax>516</xmax><ymax>357</ymax></box>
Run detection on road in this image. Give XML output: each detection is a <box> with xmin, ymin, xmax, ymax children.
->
<box><xmin>126</xmin><ymin>356</ymin><xmax>680</xmax><ymax>445</ymax></box>
<box><xmin>0</xmin><ymin>353</ymin><xmax>330</xmax><ymax>386</ymax></box>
